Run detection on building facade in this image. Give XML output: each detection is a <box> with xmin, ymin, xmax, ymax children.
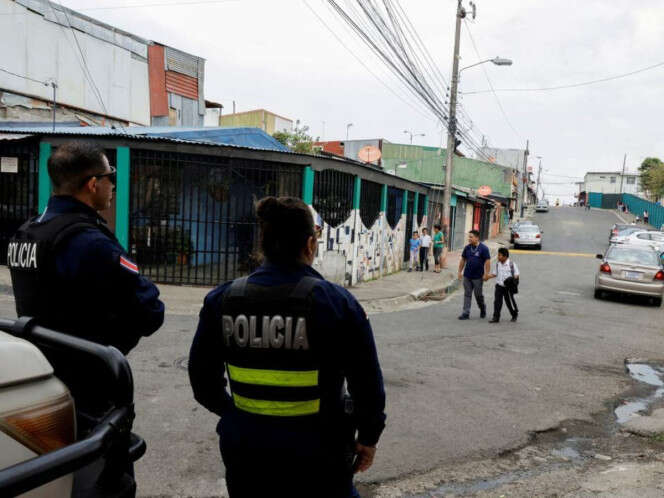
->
<box><xmin>219</xmin><ymin>109</ymin><xmax>293</xmax><ymax>135</ymax></box>
<box><xmin>0</xmin><ymin>0</ymin><xmax>204</xmax><ymax>127</ymax></box>
<box><xmin>583</xmin><ymin>171</ymin><xmax>641</xmax><ymax>195</ymax></box>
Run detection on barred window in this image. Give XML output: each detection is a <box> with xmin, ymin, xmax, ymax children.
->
<box><xmin>129</xmin><ymin>149</ymin><xmax>301</xmax><ymax>286</ymax></box>
<box><xmin>360</xmin><ymin>180</ymin><xmax>382</xmax><ymax>228</ymax></box>
<box><xmin>313</xmin><ymin>169</ymin><xmax>354</xmax><ymax>228</ymax></box>
<box><xmin>387</xmin><ymin>186</ymin><xmax>403</xmax><ymax>229</ymax></box>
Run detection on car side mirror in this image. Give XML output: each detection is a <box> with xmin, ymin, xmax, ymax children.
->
<box><xmin>596</xmin><ymin>254</ymin><xmax>604</xmax><ymax>260</ymax></box>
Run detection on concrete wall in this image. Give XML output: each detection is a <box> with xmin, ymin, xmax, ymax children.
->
<box><xmin>311</xmin><ymin>206</ymin><xmax>421</xmax><ymax>287</ymax></box>
<box><xmin>584</xmin><ymin>173</ymin><xmax>640</xmax><ymax>194</ymax></box>
<box><xmin>0</xmin><ymin>0</ymin><xmax>150</xmax><ymax>124</ymax></box>
<box><xmin>220</xmin><ymin>110</ymin><xmax>293</xmax><ymax>135</ymax></box>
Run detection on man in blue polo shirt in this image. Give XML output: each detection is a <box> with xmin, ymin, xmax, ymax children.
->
<box><xmin>457</xmin><ymin>229</ymin><xmax>491</xmax><ymax>320</ymax></box>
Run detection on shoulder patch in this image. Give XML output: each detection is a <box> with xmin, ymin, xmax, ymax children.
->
<box><xmin>120</xmin><ymin>256</ymin><xmax>139</xmax><ymax>274</ymax></box>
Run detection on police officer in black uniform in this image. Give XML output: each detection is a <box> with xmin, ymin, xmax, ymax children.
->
<box><xmin>189</xmin><ymin>196</ymin><xmax>386</xmax><ymax>498</ymax></box>
<box><xmin>8</xmin><ymin>141</ymin><xmax>164</xmax><ymax>352</ymax></box>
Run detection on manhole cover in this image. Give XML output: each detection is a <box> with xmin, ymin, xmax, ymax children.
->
<box><xmin>174</xmin><ymin>356</ymin><xmax>189</xmax><ymax>371</ymax></box>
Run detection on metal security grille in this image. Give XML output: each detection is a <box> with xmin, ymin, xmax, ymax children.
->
<box><xmin>313</xmin><ymin>169</ymin><xmax>354</xmax><ymax>228</ymax></box>
<box><xmin>129</xmin><ymin>149</ymin><xmax>302</xmax><ymax>286</ymax></box>
<box><xmin>386</xmin><ymin>186</ymin><xmax>403</xmax><ymax>229</ymax></box>
<box><xmin>360</xmin><ymin>180</ymin><xmax>381</xmax><ymax>228</ymax></box>
<box><xmin>0</xmin><ymin>139</ymin><xmax>39</xmax><ymax>265</ymax></box>
<box><xmin>403</xmin><ymin>192</ymin><xmax>415</xmax><ymax>261</ymax></box>
<box><xmin>417</xmin><ymin>195</ymin><xmax>425</xmax><ymax>226</ymax></box>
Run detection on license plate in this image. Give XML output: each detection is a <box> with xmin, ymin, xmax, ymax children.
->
<box><xmin>624</xmin><ymin>271</ymin><xmax>642</xmax><ymax>280</ymax></box>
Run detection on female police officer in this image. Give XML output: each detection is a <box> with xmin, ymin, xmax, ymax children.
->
<box><xmin>188</xmin><ymin>196</ymin><xmax>386</xmax><ymax>497</ymax></box>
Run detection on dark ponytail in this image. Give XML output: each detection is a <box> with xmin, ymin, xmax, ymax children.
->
<box><xmin>255</xmin><ymin>196</ymin><xmax>315</xmax><ymax>265</ymax></box>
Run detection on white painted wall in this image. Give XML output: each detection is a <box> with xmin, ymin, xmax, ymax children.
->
<box><xmin>0</xmin><ymin>0</ymin><xmax>150</xmax><ymax>124</ymax></box>
<box><xmin>273</xmin><ymin>115</ymin><xmax>292</xmax><ymax>133</ymax></box>
<box><xmin>584</xmin><ymin>173</ymin><xmax>640</xmax><ymax>194</ymax></box>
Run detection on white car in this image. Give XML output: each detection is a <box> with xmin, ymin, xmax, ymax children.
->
<box><xmin>0</xmin><ymin>317</ymin><xmax>144</xmax><ymax>497</ymax></box>
<box><xmin>613</xmin><ymin>231</ymin><xmax>664</xmax><ymax>253</ymax></box>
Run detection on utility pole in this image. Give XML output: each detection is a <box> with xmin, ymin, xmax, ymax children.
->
<box><xmin>535</xmin><ymin>156</ymin><xmax>542</xmax><ymax>202</ymax></box>
<box><xmin>619</xmin><ymin>153</ymin><xmax>626</xmax><ymax>194</ymax></box>
<box><xmin>442</xmin><ymin>0</ymin><xmax>464</xmax><ymax>239</ymax></box>
<box><xmin>520</xmin><ymin>139</ymin><xmax>529</xmax><ymax>217</ymax></box>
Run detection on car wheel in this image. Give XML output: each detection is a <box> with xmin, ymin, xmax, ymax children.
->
<box><xmin>594</xmin><ymin>289</ymin><xmax>602</xmax><ymax>299</ymax></box>
<box><xmin>654</xmin><ymin>297</ymin><xmax>662</xmax><ymax>307</ymax></box>
<box><xmin>537</xmin><ymin>244</ymin><xmax>542</xmax><ymax>250</ymax></box>
<box><xmin>514</xmin><ymin>243</ymin><xmax>519</xmax><ymax>249</ymax></box>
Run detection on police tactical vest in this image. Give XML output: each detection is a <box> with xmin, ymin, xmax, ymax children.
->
<box><xmin>220</xmin><ymin>276</ymin><xmax>323</xmax><ymax>418</ymax></box>
<box><xmin>8</xmin><ymin>212</ymin><xmax>115</xmax><ymax>318</ymax></box>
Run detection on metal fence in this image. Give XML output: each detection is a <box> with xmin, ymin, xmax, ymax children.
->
<box><xmin>128</xmin><ymin>149</ymin><xmax>302</xmax><ymax>286</ymax></box>
<box><xmin>360</xmin><ymin>179</ymin><xmax>381</xmax><ymax>228</ymax></box>
<box><xmin>386</xmin><ymin>186</ymin><xmax>403</xmax><ymax>229</ymax></box>
<box><xmin>403</xmin><ymin>192</ymin><xmax>414</xmax><ymax>261</ymax></box>
<box><xmin>0</xmin><ymin>139</ymin><xmax>39</xmax><ymax>265</ymax></box>
<box><xmin>313</xmin><ymin>169</ymin><xmax>354</xmax><ymax>228</ymax></box>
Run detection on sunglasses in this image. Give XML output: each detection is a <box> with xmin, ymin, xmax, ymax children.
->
<box><xmin>82</xmin><ymin>165</ymin><xmax>117</xmax><ymax>186</ymax></box>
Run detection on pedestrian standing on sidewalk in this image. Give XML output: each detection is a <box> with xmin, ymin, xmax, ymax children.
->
<box><xmin>419</xmin><ymin>228</ymin><xmax>432</xmax><ymax>272</ymax></box>
<box><xmin>432</xmin><ymin>224</ymin><xmax>447</xmax><ymax>272</ymax></box>
<box><xmin>485</xmin><ymin>248</ymin><xmax>519</xmax><ymax>323</ymax></box>
<box><xmin>408</xmin><ymin>231</ymin><xmax>420</xmax><ymax>272</ymax></box>
<box><xmin>644</xmin><ymin>210</ymin><xmax>649</xmax><ymax>225</ymax></box>
<box><xmin>458</xmin><ymin>230</ymin><xmax>491</xmax><ymax>320</ymax></box>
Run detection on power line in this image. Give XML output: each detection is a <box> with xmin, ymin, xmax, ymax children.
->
<box><xmin>0</xmin><ymin>67</ymin><xmax>49</xmax><ymax>86</ymax></box>
<box><xmin>464</xmin><ymin>60</ymin><xmax>664</xmax><ymax>95</ymax></box>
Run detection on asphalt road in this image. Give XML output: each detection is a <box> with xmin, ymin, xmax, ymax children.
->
<box><xmin>2</xmin><ymin>207</ymin><xmax>662</xmax><ymax>496</ymax></box>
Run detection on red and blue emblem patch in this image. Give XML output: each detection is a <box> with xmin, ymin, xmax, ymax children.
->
<box><xmin>120</xmin><ymin>256</ymin><xmax>139</xmax><ymax>274</ymax></box>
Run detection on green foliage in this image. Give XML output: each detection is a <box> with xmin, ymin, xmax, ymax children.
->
<box><xmin>272</xmin><ymin>120</ymin><xmax>319</xmax><ymax>154</ymax></box>
<box><xmin>640</xmin><ymin>157</ymin><xmax>664</xmax><ymax>199</ymax></box>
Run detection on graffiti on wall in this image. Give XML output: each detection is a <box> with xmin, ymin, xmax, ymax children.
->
<box><xmin>310</xmin><ymin>206</ymin><xmax>422</xmax><ymax>286</ymax></box>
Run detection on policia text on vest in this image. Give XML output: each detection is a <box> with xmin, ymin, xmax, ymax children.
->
<box><xmin>222</xmin><ymin>314</ymin><xmax>309</xmax><ymax>350</ymax></box>
<box><xmin>6</xmin><ymin>241</ymin><xmax>38</xmax><ymax>269</ymax></box>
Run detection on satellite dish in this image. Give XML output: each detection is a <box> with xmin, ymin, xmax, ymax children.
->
<box><xmin>358</xmin><ymin>145</ymin><xmax>382</xmax><ymax>163</ymax></box>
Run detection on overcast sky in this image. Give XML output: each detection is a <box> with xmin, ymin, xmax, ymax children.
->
<box><xmin>62</xmin><ymin>0</ymin><xmax>664</xmax><ymax>202</ymax></box>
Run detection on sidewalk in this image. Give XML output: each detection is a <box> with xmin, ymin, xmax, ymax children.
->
<box><xmin>0</xmin><ymin>233</ymin><xmax>511</xmax><ymax>316</ymax></box>
<box><xmin>351</xmin><ymin>236</ymin><xmax>508</xmax><ymax>312</ymax></box>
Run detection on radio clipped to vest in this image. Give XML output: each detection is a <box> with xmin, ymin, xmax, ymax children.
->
<box><xmin>220</xmin><ymin>276</ymin><xmax>323</xmax><ymax>418</ymax></box>
<box><xmin>8</xmin><ymin>213</ymin><xmax>114</xmax><ymax>318</ymax></box>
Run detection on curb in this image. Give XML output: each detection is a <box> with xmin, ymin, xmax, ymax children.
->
<box><xmin>359</xmin><ymin>275</ymin><xmax>462</xmax><ymax>309</ymax></box>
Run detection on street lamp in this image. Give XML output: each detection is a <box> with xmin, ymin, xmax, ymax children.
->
<box><xmin>442</xmin><ymin>5</ymin><xmax>514</xmax><ymax>241</ymax></box>
<box><xmin>460</xmin><ymin>56</ymin><xmax>513</xmax><ymax>72</ymax></box>
<box><xmin>403</xmin><ymin>130</ymin><xmax>425</xmax><ymax>145</ymax></box>
<box><xmin>346</xmin><ymin>123</ymin><xmax>353</xmax><ymax>141</ymax></box>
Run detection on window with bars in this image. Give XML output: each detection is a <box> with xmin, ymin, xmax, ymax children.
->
<box><xmin>386</xmin><ymin>186</ymin><xmax>403</xmax><ymax>229</ymax></box>
<box><xmin>313</xmin><ymin>169</ymin><xmax>354</xmax><ymax>228</ymax></box>
<box><xmin>0</xmin><ymin>139</ymin><xmax>39</xmax><ymax>265</ymax></box>
<box><xmin>129</xmin><ymin>149</ymin><xmax>302</xmax><ymax>286</ymax></box>
<box><xmin>360</xmin><ymin>180</ymin><xmax>382</xmax><ymax>228</ymax></box>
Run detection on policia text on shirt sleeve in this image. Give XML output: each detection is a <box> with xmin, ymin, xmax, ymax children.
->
<box><xmin>189</xmin><ymin>196</ymin><xmax>386</xmax><ymax>498</ymax></box>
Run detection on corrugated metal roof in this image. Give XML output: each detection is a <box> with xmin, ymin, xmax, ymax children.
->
<box><xmin>0</xmin><ymin>133</ymin><xmax>32</xmax><ymax>141</ymax></box>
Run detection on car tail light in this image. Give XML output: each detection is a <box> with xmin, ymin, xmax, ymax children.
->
<box><xmin>600</xmin><ymin>263</ymin><xmax>611</xmax><ymax>274</ymax></box>
<box><xmin>514</xmin><ymin>233</ymin><xmax>519</xmax><ymax>239</ymax></box>
<box><xmin>535</xmin><ymin>234</ymin><xmax>541</xmax><ymax>238</ymax></box>
<box><xmin>655</xmin><ymin>270</ymin><xmax>664</xmax><ymax>281</ymax></box>
<box><xmin>0</xmin><ymin>393</ymin><xmax>76</xmax><ymax>455</ymax></box>
<box><xmin>612</xmin><ymin>229</ymin><xmax>618</xmax><ymax>236</ymax></box>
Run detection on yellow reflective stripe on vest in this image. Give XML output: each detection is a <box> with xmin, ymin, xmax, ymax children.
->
<box><xmin>227</xmin><ymin>364</ymin><xmax>318</xmax><ymax>387</ymax></box>
<box><xmin>232</xmin><ymin>393</ymin><xmax>320</xmax><ymax>416</ymax></box>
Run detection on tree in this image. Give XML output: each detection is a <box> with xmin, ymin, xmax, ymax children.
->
<box><xmin>272</xmin><ymin>120</ymin><xmax>319</xmax><ymax>154</ymax></box>
<box><xmin>640</xmin><ymin>157</ymin><xmax>664</xmax><ymax>200</ymax></box>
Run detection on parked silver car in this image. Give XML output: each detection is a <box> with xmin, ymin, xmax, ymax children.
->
<box><xmin>535</xmin><ymin>201</ymin><xmax>549</xmax><ymax>212</ymax></box>
<box><xmin>509</xmin><ymin>220</ymin><xmax>535</xmax><ymax>243</ymax></box>
<box><xmin>613</xmin><ymin>231</ymin><xmax>664</xmax><ymax>252</ymax></box>
<box><xmin>513</xmin><ymin>224</ymin><xmax>542</xmax><ymax>249</ymax></box>
<box><xmin>608</xmin><ymin>223</ymin><xmax>642</xmax><ymax>244</ymax></box>
<box><xmin>594</xmin><ymin>245</ymin><xmax>664</xmax><ymax>306</ymax></box>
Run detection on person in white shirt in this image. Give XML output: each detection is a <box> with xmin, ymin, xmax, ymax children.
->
<box><xmin>419</xmin><ymin>228</ymin><xmax>432</xmax><ymax>272</ymax></box>
<box><xmin>485</xmin><ymin>247</ymin><xmax>519</xmax><ymax>323</ymax></box>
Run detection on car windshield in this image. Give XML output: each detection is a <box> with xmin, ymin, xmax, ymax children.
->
<box><xmin>519</xmin><ymin>226</ymin><xmax>540</xmax><ymax>233</ymax></box>
<box><xmin>606</xmin><ymin>246</ymin><xmax>661</xmax><ymax>266</ymax></box>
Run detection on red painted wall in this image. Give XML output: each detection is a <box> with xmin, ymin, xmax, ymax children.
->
<box><xmin>165</xmin><ymin>71</ymin><xmax>199</xmax><ymax>101</ymax></box>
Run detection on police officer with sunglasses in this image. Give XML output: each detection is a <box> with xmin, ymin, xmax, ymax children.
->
<box><xmin>9</xmin><ymin>141</ymin><xmax>164</xmax><ymax>354</ymax></box>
